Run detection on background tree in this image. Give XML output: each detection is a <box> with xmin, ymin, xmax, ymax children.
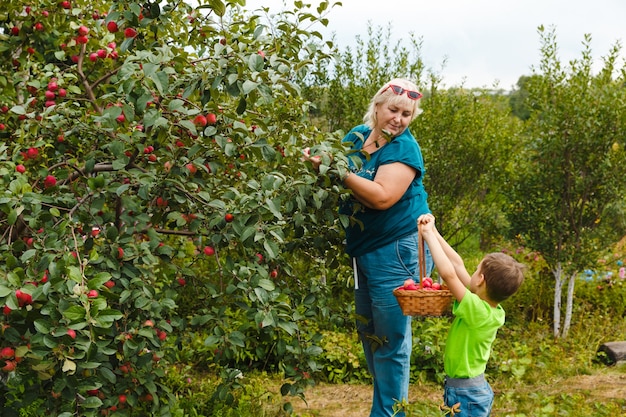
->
<box><xmin>305</xmin><ymin>24</ymin><xmax>522</xmax><ymax>247</ymax></box>
<box><xmin>507</xmin><ymin>26</ymin><xmax>626</xmax><ymax>338</ymax></box>
<box><xmin>417</xmin><ymin>87</ymin><xmax>523</xmax><ymax>247</ymax></box>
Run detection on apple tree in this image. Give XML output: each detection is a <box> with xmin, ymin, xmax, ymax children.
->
<box><xmin>0</xmin><ymin>0</ymin><xmax>346</xmax><ymax>415</ymax></box>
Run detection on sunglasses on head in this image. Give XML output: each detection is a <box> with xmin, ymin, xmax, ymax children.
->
<box><xmin>382</xmin><ymin>84</ymin><xmax>423</xmax><ymax>100</ymax></box>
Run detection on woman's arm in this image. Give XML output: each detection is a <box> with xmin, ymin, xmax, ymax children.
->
<box><xmin>345</xmin><ymin>162</ymin><xmax>416</xmax><ymax>210</ymax></box>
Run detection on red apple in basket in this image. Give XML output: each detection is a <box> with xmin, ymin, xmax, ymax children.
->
<box><xmin>402</xmin><ymin>279</ymin><xmax>419</xmax><ymax>290</ymax></box>
<box><xmin>421</xmin><ymin>277</ymin><xmax>433</xmax><ymax>288</ymax></box>
<box><xmin>432</xmin><ymin>282</ymin><xmax>442</xmax><ymax>290</ymax></box>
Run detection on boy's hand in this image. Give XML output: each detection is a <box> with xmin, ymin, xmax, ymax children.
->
<box><xmin>417</xmin><ymin>213</ymin><xmax>435</xmax><ymax>233</ymax></box>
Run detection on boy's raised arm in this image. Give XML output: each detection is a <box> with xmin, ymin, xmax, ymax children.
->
<box><xmin>433</xmin><ymin>227</ymin><xmax>472</xmax><ymax>288</ymax></box>
<box><xmin>417</xmin><ymin>215</ymin><xmax>468</xmax><ymax>302</ymax></box>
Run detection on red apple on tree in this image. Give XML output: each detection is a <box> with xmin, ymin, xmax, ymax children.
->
<box><xmin>43</xmin><ymin>175</ymin><xmax>57</xmax><ymax>188</ymax></box>
<box><xmin>203</xmin><ymin>246</ymin><xmax>215</xmax><ymax>256</ymax></box>
<box><xmin>1</xmin><ymin>347</ymin><xmax>15</xmax><ymax>359</ymax></box>
<box><xmin>193</xmin><ymin>114</ymin><xmax>207</xmax><ymax>126</ymax></box>
<box><xmin>185</xmin><ymin>163</ymin><xmax>197</xmax><ymax>174</ymax></box>
<box><xmin>206</xmin><ymin>112</ymin><xmax>217</xmax><ymax>125</ymax></box>
<box><xmin>225</xmin><ymin>213</ymin><xmax>234</xmax><ymax>222</ymax></box>
<box><xmin>1</xmin><ymin>360</ymin><xmax>16</xmax><ymax>372</ymax></box>
<box><xmin>107</xmin><ymin>21</ymin><xmax>118</xmax><ymax>33</ymax></box>
<box><xmin>124</xmin><ymin>27</ymin><xmax>137</xmax><ymax>38</ymax></box>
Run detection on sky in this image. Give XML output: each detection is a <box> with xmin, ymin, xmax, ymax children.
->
<box><xmin>244</xmin><ymin>0</ymin><xmax>626</xmax><ymax>90</ymax></box>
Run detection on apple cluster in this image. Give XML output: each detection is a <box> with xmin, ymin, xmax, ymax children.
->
<box><xmin>398</xmin><ymin>277</ymin><xmax>443</xmax><ymax>291</ymax></box>
<box><xmin>1</xmin><ymin>346</ymin><xmax>19</xmax><ymax>373</ymax></box>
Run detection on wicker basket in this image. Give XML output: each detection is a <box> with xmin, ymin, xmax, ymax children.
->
<box><xmin>393</xmin><ymin>226</ymin><xmax>454</xmax><ymax>317</ymax></box>
<box><xmin>393</xmin><ymin>286</ymin><xmax>453</xmax><ymax>317</ymax></box>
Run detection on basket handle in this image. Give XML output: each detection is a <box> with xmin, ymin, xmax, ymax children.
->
<box><xmin>418</xmin><ymin>223</ymin><xmax>426</xmax><ymax>281</ymax></box>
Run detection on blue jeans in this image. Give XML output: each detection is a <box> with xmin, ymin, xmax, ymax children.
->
<box><xmin>354</xmin><ymin>231</ymin><xmax>433</xmax><ymax>417</ymax></box>
<box><xmin>443</xmin><ymin>375</ymin><xmax>494</xmax><ymax>417</ymax></box>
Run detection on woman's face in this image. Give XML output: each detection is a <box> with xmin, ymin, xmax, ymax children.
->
<box><xmin>375</xmin><ymin>100</ymin><xmax>413</xmax><ymax>137</ymax></box>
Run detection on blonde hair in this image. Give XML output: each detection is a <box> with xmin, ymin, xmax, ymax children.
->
<box><xmin>363</xmin><ymin>78</ymin><xmax>424</xmax><ymax>129</ymax></box>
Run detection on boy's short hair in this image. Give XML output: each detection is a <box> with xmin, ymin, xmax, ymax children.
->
<box><xmin>480</xmin><ymin>252</ymin><xmax>525</xmax><ymax>303</ymax></box>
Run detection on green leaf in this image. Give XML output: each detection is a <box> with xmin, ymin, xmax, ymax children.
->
<box><xmin>94</xmin><ymin>309</ymin><xmax>123</xmax><ymax>323</ymax></box>
<box><xmin>278</xmin><ymin>321</ymin><xmax>298</xmax><ymax>336</ymax></box>
<box><xmin>207</xmin><ymin>0</ymin><xmax>226</xmax><ymax>17</ymax></box>
<box><xmin>89</xmin><ymin>272</ymin><xmax>112</xmax><ymax>289</ymax></box>
<box><xmin>258</xmin><ymin>278</ymin><xmax>275</xmax><ymax>291</ymax></box>
<box><xmin>63</xmin><ymin>305</ymin><xmax>86</xmax><ymax>321</ymax></box>
<box><xmin>34</xmin><ymin>319</ymin><xmax>52</xmax><ymax>334</ymax></box>
<box><xmin>20</xmin><ymin>249</ymin><xmax>37</xmax><ymax>263</ymax></box>
<box><xmin>81</xmin><ymin>396</ymin><xmax>103</xmax><ymax>408</ymax></box>
<box><xmin>99</xmin><ymin>367</ymin><xmax>117</xmax><ymax>384</ymax></box>
<box><xmin>242</xmin><ymin>80</ymin><xmax>259</xmax><ymax>94</ymax></box>
<box><xmin>236</xmin><ymin>97</ymin><xmax>247</xmax><ymax>114</ymax></box>
<box><xmin>7</xmin><ymin>210</ymin><xmax>17</xmax><ymax>225</ymax></box>
<box><xmin>263</xmin><ymin>240</ymin><xmax>279</xmax><ymax>259</ymax></box>
<box><xmin>11</xmin><ymin>105</ymin><xmax>26</xmax><ymax>115</ymax></box>
<box><xmin>0</xmin><ymin>285</ymin><xmax>11</xmax><ymax>297</ymax></box>
<box><xmin>266</xmin><ymin>198</ymin><xmax>283</xmax><ymax>220</ymax></box>
<box><xmin>68</xmin><ymin>266</ymin><xmax>82</xmax><ymax>283</ymax></box>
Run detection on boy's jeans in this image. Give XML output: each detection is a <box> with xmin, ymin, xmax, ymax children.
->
<box><xmin>354</xmin><ymin>232</ymin><xmax>433</xmax><ymax>417</ymax></box>
<box><xmin>443</xmin><ymin>375</ymin><xmax>494</xmax><ymax>417</ymax></box>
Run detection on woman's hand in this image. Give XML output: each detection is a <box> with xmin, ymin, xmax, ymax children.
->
<box><xmin>302</xmin><ymin>147</ymin><xmax>323</xmax><ymax>170</ymax></box>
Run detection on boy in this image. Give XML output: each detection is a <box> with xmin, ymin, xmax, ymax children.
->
<box><xmin>417</xmin><ymin>214</ymin><xmax>525</xmax><ymax>416</ymax></box>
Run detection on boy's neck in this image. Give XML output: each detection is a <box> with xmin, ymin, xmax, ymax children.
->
<box><xmin>475</xmin><ymin>288</ymin><xmax>499</xmax><ymax>308</ymax></box>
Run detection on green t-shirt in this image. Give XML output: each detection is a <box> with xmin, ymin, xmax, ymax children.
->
<box><xmin>444</xmin><ymin>292</ymin><xmax>505</xmax><ymax>378</ymax></box>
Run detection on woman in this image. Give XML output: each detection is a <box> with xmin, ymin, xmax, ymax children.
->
<box><xmin>310</xmin><ymin>78</ymin><xmax>433</xmax><ymax>417</ymax></box>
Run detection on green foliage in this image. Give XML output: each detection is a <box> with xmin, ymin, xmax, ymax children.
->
<box><xmin>507</xmin><ymin>26</ymin><xmax>626</xmax><ymax>272</ymax></box>
<box><xmin>418</xmin><ymin>89</ymin><xmax>524</xmax><ymax>246</ymax></box>
<box><xmin>317</xmin><ymin>330</ymin><xmax>369</xmax><ymax>383</ymax></box>
<box><xmin>410</xmin><ymin>318</ymin><xmax>450</xmax><ymax>385</ymax></box>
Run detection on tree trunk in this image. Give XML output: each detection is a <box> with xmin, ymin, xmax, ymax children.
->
<box><xmin>553</xmin><ymin>263</ymin><xmax>564</xmax><ymax>338</ymax></box>
<box><xmin>561</xmin><ymin>272</ymin><xmax>577</xmax><ymax>339</ymax></box>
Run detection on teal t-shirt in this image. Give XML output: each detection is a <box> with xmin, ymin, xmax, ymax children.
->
<box><xmin>444</xmin><ymin>292</ymin><xmax>505</xmax><ymax>378</ymax></box>
<box><xmin>339</xmin><ymin>125</ymin><xmax>430</xmax><ymax>257</ymax></box>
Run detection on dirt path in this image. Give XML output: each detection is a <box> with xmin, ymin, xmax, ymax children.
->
<box><xmin>290</xmin><ymin>369</ymin><xmax>626</xmax><ymax>417</ymax></box>
<box><xmin>290</xmin><ymin>381</ymin><xmax>442</xmax><ymax>417</ymax></box>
